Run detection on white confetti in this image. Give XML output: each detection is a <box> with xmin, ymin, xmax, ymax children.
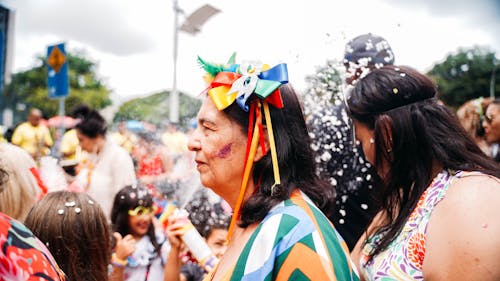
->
<box><xmin>65</xmin><ymin>201</ymin><xmax>76</xmax><ymax>207</ymax></box>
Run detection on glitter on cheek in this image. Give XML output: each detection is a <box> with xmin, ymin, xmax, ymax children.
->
<box><xmin>214</xmin><ymin>143</ymin><xmax>232</xmax><ymax>159</ymax></box>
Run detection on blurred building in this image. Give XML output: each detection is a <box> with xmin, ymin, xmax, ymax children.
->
<box><xmin>0</xmin><ymin>4</ymin><xmax>15</xmax><ymax>126</ymax></box>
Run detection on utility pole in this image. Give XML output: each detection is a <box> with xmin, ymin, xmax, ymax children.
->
<box><xmin>169</xmin><ymin>2</ymin><xmax>220</xmax><ymax>124</ymax></box>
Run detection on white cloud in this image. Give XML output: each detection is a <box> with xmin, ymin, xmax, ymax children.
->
<box><xmin>2</xmin><ymin>0</ymin><xmax>499</xmax><ymax>103</ymax></box>
<box><xmin>11</xmin><ymin>0</ymin><xmax>155</xmax><ymax>55</ymax></box>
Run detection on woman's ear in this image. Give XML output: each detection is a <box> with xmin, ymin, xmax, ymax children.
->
<box><xmin>378</xmin><ymin>114</ymin><xmax>393</xmax><ymax>157</ymax></box>
<box><xmin>254</xmin><ymin>125</ymin><xmax>270</xmax><ymax>162</ymax></box>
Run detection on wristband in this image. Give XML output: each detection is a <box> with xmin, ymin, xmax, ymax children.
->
<box><xmin>111</xmin><ymin>253</ymin><xmax>128</xmax><ymax>267</ymax></box>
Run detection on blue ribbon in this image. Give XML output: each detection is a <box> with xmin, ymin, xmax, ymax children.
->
<box><xmin>235</xmin><ymin>63</ymin><xmax>289</xmax><ymax>111</ymax></box>
<box><xmin>258</xmin><ymin>63</ymin><xmax>288</xmax><ymax>83</ymax></box>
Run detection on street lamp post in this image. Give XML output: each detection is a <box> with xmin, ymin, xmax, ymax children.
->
<box><xmin>170</xmin><ymin>0</ymin><xmax>180</xmax><ymax>124</ymax></box>
<box><xmin>170</xmin><ymin>2</ymin><xmax>220</xmax><ymax>124</ymax></box>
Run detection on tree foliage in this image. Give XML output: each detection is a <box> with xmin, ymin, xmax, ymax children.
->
<box><xmin>427</xmin><ymin>46</ymin><xmax>498</xmax><ymax>109</ymax></box>
<box><xmin>2</xmin><ymin>50</ymin><xmax>112</xmax><ymax>122</ymax></box>
<box><xmin>113</xmin><ymin>91</ymin><xmax>202</xmax><ymax>128</ymax></box>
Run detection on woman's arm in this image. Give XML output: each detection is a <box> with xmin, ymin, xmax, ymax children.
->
<box><xmin>423</xmin><ymin>174</ymin><xmax>500</xmax><ymax>280</ymax></box>
<box><xmin>164</xmin><ymin>217</ymin><xmax>187</xmax><ymax>281</ymax></box>
<box><xmin>109</xmin><ymin>265</ymin><xmax>126</xmax><ymax>281</ymax></box>
<box><xmin>164</xmin><ymin>245</ymin><xmax>182</xmax><ymax>281</ymax></box>
<box><xmin>109</xmin><ymin>232</ymin><xmax>136</xmax><ymax>281</ymax></box>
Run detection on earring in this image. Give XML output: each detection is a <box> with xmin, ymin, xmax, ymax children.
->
<box><xmin>369</xmin><ymin>138</ymin><xmax>375</xmax><ymax>144</ymax></box>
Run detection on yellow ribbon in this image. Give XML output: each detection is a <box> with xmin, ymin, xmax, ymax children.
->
<box><xmin>207</xmin><ymin>85</ymin><xmax>237</xmax><ymax>111</ymax></box>
<box><xmin>263</xmin><ymin>101</ymin><xmax>281</xmax><ymax>194</ymax></box>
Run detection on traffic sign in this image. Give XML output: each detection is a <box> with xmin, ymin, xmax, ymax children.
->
<box><xmin>47</xmin><ymin>43</ymin><xmax>69</xmax><ymax>98</ymax></box>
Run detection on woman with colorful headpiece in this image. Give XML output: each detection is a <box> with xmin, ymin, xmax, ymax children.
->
<box><xmin>183</xmin><ymin>56</ymin><xmax>359</xmax><ymax>280</ymax></box>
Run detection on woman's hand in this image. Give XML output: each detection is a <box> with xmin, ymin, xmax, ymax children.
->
<box><xmin>113</xmin><ymin>232</ymin><xmax>136</xmax><ymax>260</ymax></box>
<box><xmin>166</xmin><ymin>216</ymin><xmax>187</xmax><ymax>250</ymax></box>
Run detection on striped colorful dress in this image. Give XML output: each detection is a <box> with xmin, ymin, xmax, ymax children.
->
<box><xmin>206</xmin><ymin>189</ymin><xmax>359</xmax><ymax>280</ymax></box>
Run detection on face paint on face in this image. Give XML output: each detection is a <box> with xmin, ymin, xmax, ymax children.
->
<box><xmin>214</xmin><ymin>143</ymin><xmax>232</xmax><ymax>159</ymax></box>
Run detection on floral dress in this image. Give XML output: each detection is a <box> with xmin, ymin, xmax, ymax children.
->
<box><xmin>359</xmin><ymin>170</ymin><xmax>472</xmax><ymax>280</ymax></box>
<box><xmin>0</xmin><ymin>212</ymin><xmax>66</xmax><ymax>280</ymax></box>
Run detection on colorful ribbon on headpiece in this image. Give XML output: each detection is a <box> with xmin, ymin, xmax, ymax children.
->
<box><xmin>198</xmin><ymin>57</ymin><xmax>288</xmax><ymax>243</ymax></box>
<box><xmin>207</xmin><ymin>62</ymin><xmax>288</xmax><ymax>111</ymax></box>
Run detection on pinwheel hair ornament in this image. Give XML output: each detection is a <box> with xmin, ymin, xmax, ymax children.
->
<box><xmin>198</xmin><ymin>55</ymin><xmax>289</xmax><ymax>242</ymax></box>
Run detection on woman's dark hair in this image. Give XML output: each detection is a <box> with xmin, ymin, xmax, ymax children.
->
<box><xmin>110</xmin><ymin>185</ymin><xmax>162</xmax><ymax>256</ymax></box>
<box><xmin>223</xmin><ymin>84</ymin><xmax>334</xmax><ymax>227</ymax></box>
<box><xmin>74</xmin><ymin>104</ymin><xmax>107</xmax><ymax>138</ymax></box>
<box><xmin>347</xmin><ymin>65</ymin><xmax>500</xmax><ymax>258</ymax></box>
<box><xmin>24</xmin><ymin>191</ymin><xmax>110</xmax><ymax>281</ymax></box>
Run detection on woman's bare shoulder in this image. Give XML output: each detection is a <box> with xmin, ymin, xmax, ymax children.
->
<box><xmin>423</xmin><ymin>172</ymin><xmax>500</xmax><ymax>280</ymax></box>
<box><xmin>445</xmin><ymin>172</ymin><xmax>500</xmax><ymax>203</ymax></box>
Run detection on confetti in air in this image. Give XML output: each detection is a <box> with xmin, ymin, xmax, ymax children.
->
<box><xmin>184</xmin><ymin>188</ymin><xmax>230</xmax><ymax>238</ymax></box>
<box><xmin>303</xmin><ymin>59</ymin><xmax>379</xmax><ymax>227</ymax></box>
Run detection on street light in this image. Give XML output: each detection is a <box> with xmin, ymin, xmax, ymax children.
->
<box><xmin>170</xmin><ymin>1</ymin><xmax>220</xmax><ymax>124</ymax></box>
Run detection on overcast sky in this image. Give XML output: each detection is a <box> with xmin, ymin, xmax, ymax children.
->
<box><xmin>1</xmin><ymin>0</ymin><xmax>499</xmax><ymax>104</ymax></box>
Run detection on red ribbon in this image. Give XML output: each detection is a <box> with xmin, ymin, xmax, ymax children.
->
<box><xmin>29</xmin><ymin>167</ymin><xmax>48</xmax><ymax>196</ymax></box>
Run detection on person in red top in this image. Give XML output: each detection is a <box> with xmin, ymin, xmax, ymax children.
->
<box><xmin>135</xmin><ymin>132</ymin><xmax>173</xmax><ymax>195</ymax></box>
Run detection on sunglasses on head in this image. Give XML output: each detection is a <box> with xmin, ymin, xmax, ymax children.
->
<box><xmin>128</xmin><ymin>205</ymin><xmax>157</xmax><ymax>216</ymax></box>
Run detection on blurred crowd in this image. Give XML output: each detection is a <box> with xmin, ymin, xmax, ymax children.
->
<box><xmin>0</xmin><ymin>102</ymin><xmax>231</xmax><ymax>280</ymax></box>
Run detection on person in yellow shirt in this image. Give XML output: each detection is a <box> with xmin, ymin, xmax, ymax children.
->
<box><xmin>161</xmin><ymin>122</ymin><xmax>188</xmax><ymax>156</ymax></box>
<box><xmin>0</xmin><ymin>125</ymin><xmax>6</xmax><ymax>143</ymax></box>
<box><xmin>60</xmin><ymin>128</ymin><xmax>81</xmax><ymax>162</ymax></box>
<box><xmin>111</xmin><ymin>121</ymin><xmax>137</xmax><ymax>154</ymax></box>
<box><xmin>11</xmin><ymin>108</ymin><xmax>53</xmax><ymax>161</ymax></box>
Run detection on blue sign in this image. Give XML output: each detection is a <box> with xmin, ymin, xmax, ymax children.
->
<box><xmin>47</xmin><ymin>43</ymin><xmax>69</xmax><ymax>98</ymax></box>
